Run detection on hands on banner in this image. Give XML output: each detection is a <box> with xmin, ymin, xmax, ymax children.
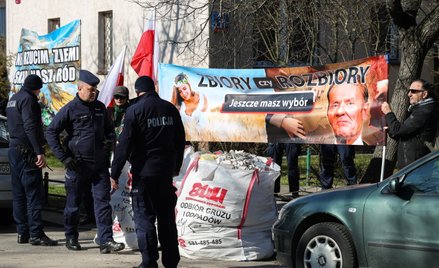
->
<box><xmin>381</xmin><ymin>79</ymin><xmax>439</xmax><ymax>169</ymax></box>
<box><xmin>160</xmin><ymin>56</ymin><xmax>389</xmax><ymax>145</ymax></box>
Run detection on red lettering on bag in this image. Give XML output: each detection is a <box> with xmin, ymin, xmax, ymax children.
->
<box><xmin>188</xmin><ymin>182</ymin><xmax>228</xmax><ymax>204</ymax></box>
<box><xmin>112</xmin><ymin>220</ymin><xmax>122</xmax><ymax>232</ymax></box>
<box><xmin>178</xmin><ymin>238</ymin><xmax>186</xmax><ymax>247</ymax></box>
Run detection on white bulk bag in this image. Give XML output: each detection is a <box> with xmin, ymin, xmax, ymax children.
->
<box><xmin>176</xmin><ymin>155</ymin><xmax>279</xmax><ymax>261</ymax></box>
<box><xmin>110</xmin><ymin>162</ymin><xmax>138</xmax><ymax>249</ymax></box>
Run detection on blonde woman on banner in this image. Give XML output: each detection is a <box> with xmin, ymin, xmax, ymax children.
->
<box><xmin>171</xmin><ymin>73</ymin><xmax>209</xmax><ymax>130</ymax></box>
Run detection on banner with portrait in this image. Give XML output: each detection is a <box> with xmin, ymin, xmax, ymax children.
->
<box><xmin>159</xmin><ymin>56</ymin><xmax>388</xmax><ymax>145</ymax></box>
<box><xmin>10</xmin><ymin>20</ymin><xmax>81</xmax><ymax>126</ymax></box>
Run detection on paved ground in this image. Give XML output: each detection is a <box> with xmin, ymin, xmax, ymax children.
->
<box><xmin>0</xmin><ymin>222</ymin><xmax>287</xmax><ymax>268</ymax></box>
<box><xmin>0</xmin><ymin>168</ymin><xmax>322</xmax><ymax>268</ymax></box>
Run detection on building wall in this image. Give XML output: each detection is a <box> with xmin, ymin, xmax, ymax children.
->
<box><xmin>6</xmin><ymin>0</ymin><xmax>209</xmax><ymax>92</ymax></box>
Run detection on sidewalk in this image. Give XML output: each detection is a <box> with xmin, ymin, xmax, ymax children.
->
<box><xmin>1</xmin><ymin>207</ymin><xmax>287</xmax><ymax>268</ymax></box>
<box><xmin>0</xmin><ymin>168</ymin><xmax>294</xmax><ymax>268</ymax></box>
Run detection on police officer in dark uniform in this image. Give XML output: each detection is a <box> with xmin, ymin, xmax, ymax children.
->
<box><xmin>6</xmin><ymin>74</ymin><xmax>58</xmax><ymax>246</ymax></box>
<box><xmin>46</xmin><ymin>70</ymin><xmax>124</xmax><ymax>253</ymax></box>
<box><xmin>110</xmin><ymin>76</ymin><xmax>185</xmax><ymax>268</ymax></box>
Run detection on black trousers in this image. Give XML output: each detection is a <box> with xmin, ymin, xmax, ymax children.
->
<box><xmin>131</xmin><ymin>175</ymin><xmax>180</xmax><ymax>268</ymax></box>
<box><xmin>267</xmin><ymin>143</ymin><xmax>301</xmax><ymax>193</ymax></box>
<box><xmin>8</xmin><ymin>147</ymin><xmax>44</xmax><ymax>238</ymax></box>
<box><xmin>64</xmin><ymin>161</ymin><xmax>112</xmax><ymax>242</ymax></box>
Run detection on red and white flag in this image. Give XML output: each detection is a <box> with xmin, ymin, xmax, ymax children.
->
<box><xmin>130</xmin><ymin>10</ymin><xmax>159</xmax><ymax>81</ymax></box>
<box><xmin>98</xmin><ymin>45</ymin><xmax>127</xmax><ymax>107</ymax></box>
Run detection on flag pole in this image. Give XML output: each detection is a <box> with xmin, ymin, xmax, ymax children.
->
<box><xmin>380</xmin><ymin>127</ymin><xmax>388</xmax><ymax>182</ymax></box>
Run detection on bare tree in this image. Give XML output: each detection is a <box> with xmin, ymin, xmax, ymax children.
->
<box><xmin>130</xmin><ymin>1</ymin><xmax>439</xmax><ymax>174</ymax></box>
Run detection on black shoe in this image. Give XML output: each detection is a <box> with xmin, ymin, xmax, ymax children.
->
<box><xmin>17</xmin><ymin>234</ymin><xmax>29</xmax><ymax>244</ymax></box>
<box><xmin>291</xmin><ymin>192</ymin><xmax>300</xmax><ymax>198</ymax></box>
<box><xmin>65</xmin><ymin>238</ymin><xmax>82</xmax><ymax>250</ymax></box>
<box><xmin>29</xmin><ymin>234</ymin><xmax>58</xmax><ymax>246</ymax></box>
<box><xmin>100</xmin><ymin>240</ymin><xmax>125</xmax><ymax>254</ymax></box>
<box><xmin>133</xmin><ymin>263</ymin><xmax>158</xmax><ymax>268</ymax></box>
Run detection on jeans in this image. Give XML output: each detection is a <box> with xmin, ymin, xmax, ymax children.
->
<box><xmin>320</xmin><ymin>144</ymin><xmax>357</xmax><ymax>189</ymax></box>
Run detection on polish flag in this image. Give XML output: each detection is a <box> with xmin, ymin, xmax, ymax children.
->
<box><xmin>98</xmin><ymin>46</ymin><xmax>127</xmax><ymax>107</ymax></box>
<box><xmin>130</xmin><ymin>10</ymin><xmax>159</xmax><ymax>81</ymax></box>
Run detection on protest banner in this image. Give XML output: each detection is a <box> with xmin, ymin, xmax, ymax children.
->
<box><xmin>159</xmin><ymin>56</ymin><xmax>388</xmax><ymax>145</ymax></box>
<box><xmin>11</xmin><ymin>20</ymin><xmax>81</xmax><ymax>125</ymax></box>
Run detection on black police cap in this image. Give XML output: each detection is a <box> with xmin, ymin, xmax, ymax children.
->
<box><xmin>79</xmin><ymin>70</ymin><xmax>100</xmax><ymax>87</ymax></box>
<box><xmin>23</xmin><ymin>74</ymin><xmax>43</xmax><ymax>91</ymax></box>
<box><xmin>134</xmin><ymin>76</ymin><xmax>155</xmax><ymax>93</ymax></box>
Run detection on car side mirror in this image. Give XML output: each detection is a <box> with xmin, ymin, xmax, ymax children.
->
<box><xmin>388</xmin><ymin>177</ymin><xmax>401</xmax><ymax>194</ymax></box>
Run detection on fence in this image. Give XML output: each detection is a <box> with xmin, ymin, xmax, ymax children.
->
<box><xmin>43</xmin><ymin>171</ymin><xmax>66</xmax><ymax>204</ymax></box>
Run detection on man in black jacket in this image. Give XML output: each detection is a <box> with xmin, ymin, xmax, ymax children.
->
<box><xmin>382</xmin><ymin>79</ymin><xmax>438</xmax><ymax>168</ymax></box>
<box><xmin>111</xmin><ymin>76</ymin><xmax>186</xmax><ymax>268</ymax></box>
<box><xmin>6</xmin><ymin>74</ymin><xmax>57</xmax><ymax>246</ymax></box>
<box><xmin>46</xmin><ymin>70</ymin><xmax>124</xmax><ymax>254</ymax></box>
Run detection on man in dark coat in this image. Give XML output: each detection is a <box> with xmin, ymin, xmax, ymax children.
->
<box><xmin>382</xmin><ymin>79</ymin><xmax>439</xmax><ymax>169</ymax></box>
<box><xmin>46</xmin><ymin>70</ymin><xmax>124</xmax><ymax>253</ymax></box>
<box><xmin>6</xmin><ymin>74</ymin><xmax>58</xmax><ymax>246</ymax></box>
<box><xmin>110</xmin><ymin>76</ymin><xmax>186</xmax><ymax>268</ymax></box>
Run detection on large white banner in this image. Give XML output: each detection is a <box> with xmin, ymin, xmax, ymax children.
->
<box><xmin>159</xmin><ymin>56</ymin><xmax>388</xmax><ymax>145</ymax></box>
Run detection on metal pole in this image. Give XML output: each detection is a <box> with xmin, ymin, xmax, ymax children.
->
<box><xmin>306</xmin><ymin>147</ymin><xmax>311</xmax><ymax>185</ymax></box>
<box><xmin>44</xmin><ymin>171</ymin><xmax>49</xmax><ymax>204</ymax></box>
<box><xmin>380</xmin><ymin>146</ymin><xmax>386</xmax><ymax>182</ymax></box>
<box><xmin>380</xmin><ymin>128</ymin><xmax>388</xmax><ymax>182</ymax></box>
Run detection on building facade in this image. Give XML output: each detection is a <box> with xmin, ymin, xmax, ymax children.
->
<box><xmin>6</xmin><ymin>0</ymin><xmax>210</xmax><ymax>92</ymax></box>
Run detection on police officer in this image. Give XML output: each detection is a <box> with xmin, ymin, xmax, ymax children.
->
<box><xmin>46</xmin><ymin>70</ymin><xmax>124</xmax><ymax>253</ymax></box>
<box><xmin>110</xmin><ymin>76</ymin><xmax>185</xmax><ymax>268</ymax></box>
<box><xmin>6</xmin><ymin>74</ymin><xmax>58</xmax><ymax>246</ymax></box>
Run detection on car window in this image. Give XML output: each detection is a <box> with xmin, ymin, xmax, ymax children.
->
<box><xmin>0</xmin><ymin>120</ymin><xmax>9</xmax><ymax>147</ymax></box>
<box><xmin>403</xmin><ymin>157</ymin><xmax>439</xmax><ymax>194</ymax></box>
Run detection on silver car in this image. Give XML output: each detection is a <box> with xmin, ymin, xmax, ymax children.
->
<box><xmin>0</xmin><ymin>115</ymin><xmax>12</xmax><ymax>225</ymax></box>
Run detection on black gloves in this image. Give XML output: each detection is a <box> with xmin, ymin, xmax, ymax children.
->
<box><xmin>63</xmin><ymin>157</ymin><xmax>79</xmax><ymax>171</ymax></box>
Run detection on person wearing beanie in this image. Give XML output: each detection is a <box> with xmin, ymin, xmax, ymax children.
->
<box><xmin>134</xmin><ymin>75</ymin><xmax>156</xmax><ymax>94</ymax></box>
<box><xmin>46</xmin><ymin>69</ymin><xmax>125</xmax><ymax>254</ymax></box>
<box><xmin>110</xmin><ymin>76</ymin><xmax>185</xmax><ymax>268</ymax></box>
<box><xmin>6</xmin><ymin>74</ymin><xmax>58</xmax><ymax>246</ymax></box>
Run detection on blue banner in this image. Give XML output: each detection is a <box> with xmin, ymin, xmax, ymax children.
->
<box><xmin>11</xmin><ymin>20</ymin><xmax>81</xmax><ymax>125</ymax></box>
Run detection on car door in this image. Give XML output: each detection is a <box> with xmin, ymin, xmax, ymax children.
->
<box><xmin>363</xmin><ymin>156</ymin><xmax>439</xmax><ymax>268</ymax></box>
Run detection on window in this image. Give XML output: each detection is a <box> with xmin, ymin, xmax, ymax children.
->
<box><xmin>386</xmin><ymin>23</ymin><xmax>400</xmax><ymax>63</ymax></box>
<box><xmin>98</xmin><ymin>11</ymin><xmax>113</xmax><ymax>74</ymax></box>
<box><xmin>0</xmin><ymin>7</ymin><xmax>5</xmax><ymax>37</ymax></box>
<box><xmin>403</xmin><ymin>157</ymin><xmax>439</xmax><ymax>194</ymax></box>
<box><xmin>48</xmin><ymin>18</ymin><xmax>60</xmax><ymax>33</ymax></box>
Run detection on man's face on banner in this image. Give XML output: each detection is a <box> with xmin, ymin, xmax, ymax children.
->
<box><xmin>327</xmin><ymin>83</ymin><xmax>369</xmax><ymax>143</ymax></box>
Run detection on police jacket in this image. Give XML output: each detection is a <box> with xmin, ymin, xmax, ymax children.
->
<box><xmin>111</xmin><ymin>91</ymin><xmax>186</xmax><ymax>179</ymax></box>
<box><xmin>6</xmin><ymin>86</ymin><xmax>45</xmax><ymax>154</ymax></box>
<box><xmin>385</xmin><ymin>98</ymin><xmax>438</xmax><ymax>169</ymax></box>
<box><xmin>46</xmin><ymin>94</ymin><xmax>115</xmax><ymax>164</ymax></box>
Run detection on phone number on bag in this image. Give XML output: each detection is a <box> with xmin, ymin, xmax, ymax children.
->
<box><xmin>187</xmin><ymin>239</ymin><xmax>222</xmax><ymax>246</ymax></box>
